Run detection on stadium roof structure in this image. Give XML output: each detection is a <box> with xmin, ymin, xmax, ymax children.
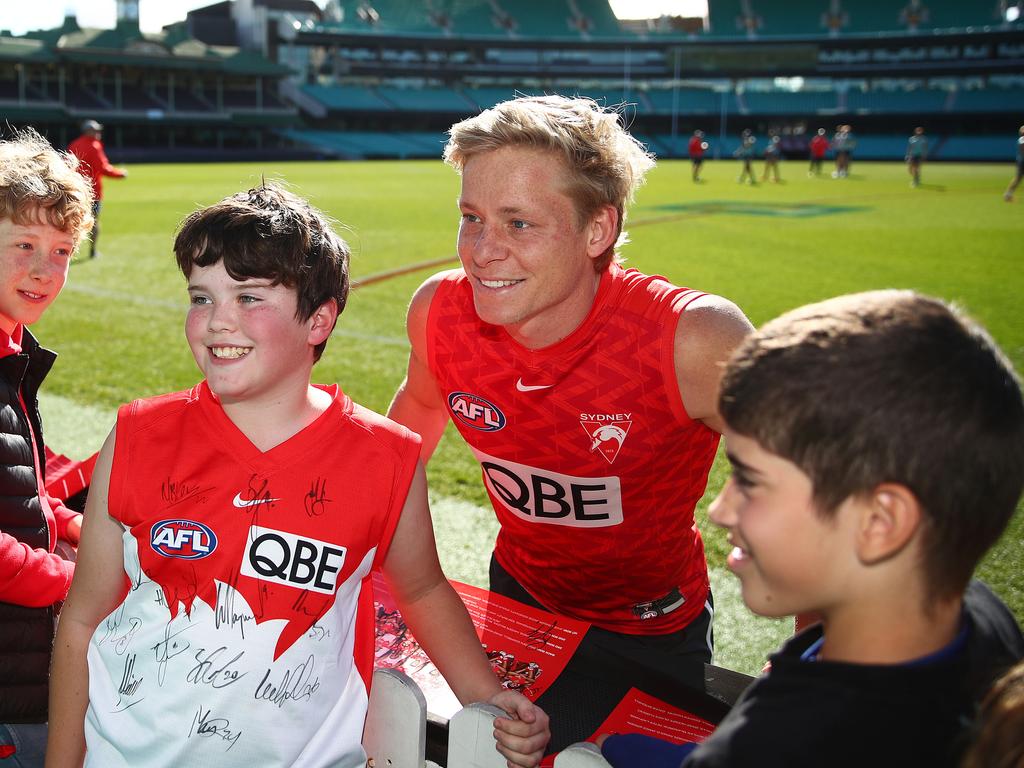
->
<box><xmin>2</xmin><ymin>12</ymin><xmax>290</xmax><ymax>76</ymax></box>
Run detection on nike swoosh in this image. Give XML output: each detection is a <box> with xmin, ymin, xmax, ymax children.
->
<box><xmin>232</xmin><ymin>492</ymin><xmax>281</xmax><ymax>508</ymax></box>
<box><xmin>516</xmin><ymin>378</ymin><xmax>553</xmax><ymax>392</ymax></box>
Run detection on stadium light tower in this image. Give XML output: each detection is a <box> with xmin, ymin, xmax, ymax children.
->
<box><xmin>117</xmin><ymin>0</ymin><xmax>140</xmax><ymax>25</ymax></box>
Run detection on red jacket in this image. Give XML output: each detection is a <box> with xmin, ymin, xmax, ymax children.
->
<box><xmin>0</xmin><ymin>325</ymin><xmax>78</xmax><ymax>610</ymax></box>
<box><xmin>67</xmin><ymin>134</ymin><xmax>125</xmax><ymax>200</ymax></box>
<box><xmin>810</xmin><ymin>134</ymin><xmax>830</xmax><ymax>159</ymax></box>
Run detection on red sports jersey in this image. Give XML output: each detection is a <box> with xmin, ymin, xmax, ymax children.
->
<box><xmin>85</xmin><ymin>382</ymin><xmax>419</xmax><ymax>767</ymax></box>
<box><xmin>426</xmin><ymin>266</ymin><xmax>718</xmax><ymax>634</ymax></box>
<box><xmin>810</xmin><ymin>135</ymin><xmax>829</xmax><ymax>159</ymax></box>
<box><xmin>688</xmin><ymin>136</ymin><xmax>706</xmax><ymax>158</ymax></box>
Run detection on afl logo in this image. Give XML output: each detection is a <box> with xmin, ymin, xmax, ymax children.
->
<box><xmin>448</xmin><ymin>391</ymin><xmax>506</xmax><ymax>432</ymax></box>
<box><xmin>151</xmin><ymin>519</ymin><xmax>218</xmax><ymax>560</ymax></box>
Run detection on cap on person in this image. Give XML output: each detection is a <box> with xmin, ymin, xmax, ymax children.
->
<box><xmin>81</xmin><ymin>119</ymin><xmax>103</xmax><ymax>133</ymax></box>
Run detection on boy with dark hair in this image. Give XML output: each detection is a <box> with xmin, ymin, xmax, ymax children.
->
<box><xmin>601</xmin><ymin>290</ymin><xmax>1024</xmax><ymax>767</ymax></box>
<box><xmin>46</xmin><ymin>183</ymin><xmax>548</xmax><ymax>768</ymax></box>
<box><xmin>0</xmin><ymin>128</ymin><xmax>94</xmax><ymax>766</ymax></box>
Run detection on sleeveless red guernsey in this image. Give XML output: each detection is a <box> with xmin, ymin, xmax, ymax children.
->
<box><xmin>426</xmin><ymin>265</ymin><xmax>718</xmax><ymax>634</ymax></box>
<box><xmin>85</xmin><ymin>382</ymin><xmax>419</xmax><ymax>767</ymax></box>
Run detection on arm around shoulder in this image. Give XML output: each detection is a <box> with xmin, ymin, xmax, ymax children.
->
<box><xmin>387</xmin><ymin>271</ymin><xmax>457</xmax><ymax>463</ymax></box>
<box><xmin>46</xmin><ymin>428</ymin><xmax>129</xmax><ymax>768</ymax></box>
<box><xmin>675</xmin><ymin>295</ymin><xmax>753</xmax><ymax>433</ymax></box>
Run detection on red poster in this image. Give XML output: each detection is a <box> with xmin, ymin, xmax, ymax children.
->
<box><xmin>593</xmin><ymin>687</ymin><xmax>715</xmax><ymax>744</ymax></box>
<box><xmin>372</xmin><ymin>572</ymin><xmax>589</xmax><ymax>719</ymax></box>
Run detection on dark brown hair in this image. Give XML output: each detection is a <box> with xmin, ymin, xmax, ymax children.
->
<box><xmin>719</xmin><ymin>290</ymin><xmax>1024</xmax><ymax>600</ymax></box>
<box><xmin>174</xmin><ymin>183</ymin><xmax>349</xmax><ymax>361</ymax></box>
<box><xmin>962</xmin><ymin>660</ymin><xmax>1024</xmax><ymax>768</ymax></box>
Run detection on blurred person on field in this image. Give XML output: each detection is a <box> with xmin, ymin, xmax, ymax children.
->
<box><xmin>67</xmin><ymin>120</ymin><xmax>126</xmax><ymax>259</ymax></box>
<box><xmin>808</xmin><ymin>128</ymin><xmax>829</xmax><ymax>176</ymax></box>
<box><xmin>906</xmin><ymin>126</ymin><xmax>928</xmax><ymax>188</ymax></box>
<box><xmin>1004</xmin><ymin>125</ymin><xmax>1024</xmax><ymax>202</ymax></box>
<box><xmin>688</xmin><ymin>130</ymin><xmax>709</xmax><ymax>182</ymax></box>
<box><xmin>762</xmin><ymin>135</ymin><xmax>782</xmax><ymax>183</ymax></box>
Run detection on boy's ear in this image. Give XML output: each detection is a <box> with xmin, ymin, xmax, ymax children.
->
<box><xmin>855</xmin><ymin>483</ymin><xmax>922</xmax><ymax>565</ymax></box>
<box><xmin>307</xmin><ymin>299</ymin><xmax>338</xmax><ymax>347</ymax></box>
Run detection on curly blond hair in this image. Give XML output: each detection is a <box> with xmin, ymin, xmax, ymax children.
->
<box><xmin>0</xmin><ymin>128</ymin><xmax>94</xmax><ymax>246</ymax></box>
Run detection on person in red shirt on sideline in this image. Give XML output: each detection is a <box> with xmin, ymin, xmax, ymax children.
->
<box><xmin>688</xmin><ymin>130</ymin><xmax>709</xmax><ymax>182</ymax></box>
<box><xmin>67</xmin><ymin>120</ymin><xmax>127</xmax><ymax>259</ymax></box>
<box><xmin>808</xmin><ymin>128</ymin><xmax>829</xmax><ymax>177</ymax></box>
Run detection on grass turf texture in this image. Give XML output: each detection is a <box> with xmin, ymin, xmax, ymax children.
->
<box><xmin>37</xmin><ymin>158</ymin><xmax>1023</xmax><ymax>676</ymax></box>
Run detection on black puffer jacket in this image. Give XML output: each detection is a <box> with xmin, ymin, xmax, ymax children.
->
<box><xmin>0</xmin><ymin>329</ymin><xmax>59</xmax><ymax>723</ymax></box>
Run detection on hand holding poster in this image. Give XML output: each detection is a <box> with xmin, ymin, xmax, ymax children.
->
<box><xmin>372</xmin><ymin>572</ymin><xmax>589</xmax><ymax>718</ymax></box>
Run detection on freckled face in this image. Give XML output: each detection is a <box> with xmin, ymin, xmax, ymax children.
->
<box><xmin>457</xmin><ymin>146</ymin><xmax>604</xmax><ymax>349</ymax></box>
<box><xmin>0</xmin><ymin>218</ymin><xmax>75</xmax><ymax>334</ymax></box>
<box><xmin>185</xmin><ymin>261</ymin><xmax>317</xmax><ymax>406</ymax></box>
<box><xmin>708</xmin><ymin>430</ymin><xmax>856</xmax><ymax>618</ymax></box>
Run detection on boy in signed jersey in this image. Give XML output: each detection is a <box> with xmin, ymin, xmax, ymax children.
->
<box><xmin>46</xmin><ymin>184</ymin><xmax>548</xmax><ymax>768</ymax></box>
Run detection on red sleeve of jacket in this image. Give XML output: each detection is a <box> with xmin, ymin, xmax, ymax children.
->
<box><xmin>92</xmin><ymin>142</ymin><xmax>126</xmax><ymax>178</ymax></box>
<box><xmin>49</xmin><ymin>495</ymin><xmax>82</xmax><ymax>542</ymax></box>
<box><xmin>0</xmin><ymin>530</ymin><xmax>74</xmax><ymax>607</ymax></box>
<box><xmin>68</xmin><ymin>137</ymin><xmax>124</xmax><ymax>183</ymax></box>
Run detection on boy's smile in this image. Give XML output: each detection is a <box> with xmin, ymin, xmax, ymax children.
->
<box><xmin>709</xmin><ymin>429</ymin><xmax>858</xmax><ymax>619</ymax></box>
<box><xmin>0</xmin><ymin>218</ymin><xmax>75</xmax><ymax>334</ymax></box>
<box><xmin>186</xmin><ymin>261</ymin><xmax>320</xmax><ymax>407</ymax></box>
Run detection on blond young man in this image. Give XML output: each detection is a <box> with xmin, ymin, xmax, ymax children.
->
<box><xmin>388</xmin><ymin>95</ymin><xmax>752</xmax><ymax>747</ymax></box>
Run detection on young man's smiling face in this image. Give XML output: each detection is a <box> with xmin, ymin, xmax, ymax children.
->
<box><xmin>708</xmin><ymin>429</ymin><xmax>860</xmax><ymax>619</ymax></box>
<box><xmin>0</xmin><ymin>217</ymin><xmax>75</xmax><ymax>335</ymax></box>
<box><xmin>185</xmin><ymin>260</ymin><xmax>328</xmax><ymax>407</ymax></box>
<box><xmin>456</xmin><ymin>145</ymin><xmax>612</xmax><ymax>350</ymax></box>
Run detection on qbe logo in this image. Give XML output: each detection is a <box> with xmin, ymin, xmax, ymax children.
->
<box><xmin>240</xmin><ymin>526</ymin><xmax>346</xmax><ymax>594</ymax></box>
<box><xmin>151</xmin><ymin>519</ymin><xmax>218</xmax><ymax>559</ymax></box>
<box><xmin>470</xmin><ymin>448</ymin><xmax>623</xmax><ymax>529</ymax></box>
<box><xmin>448</xmin><ymin>391</ymin><xmax>506</xmax><ymax>432</ymax></box>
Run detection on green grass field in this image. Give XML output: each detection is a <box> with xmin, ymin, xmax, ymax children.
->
<box><xmin>36</xmin><ymin>157</ymin><xmax>1023</xmax><ymax>676</ymax></box>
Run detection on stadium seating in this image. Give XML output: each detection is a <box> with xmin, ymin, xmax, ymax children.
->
<box><xmin>739</xmin><ymin>89</ymin><xmax>839</xmax><ymax>115</ymax></box>
<box><xmin>283</xmin><ymin>128</ymin><xmax>448</xmax><ymax>159</ymax></box>
<box><xmin>705</xmin><ymin>0</ymin><xmax>1008</xmax><ymax>37</ymax></box>
<box><xmin>374</xmin><ymin>85</ymin><xmax>475</xmax><ymax>112</ymax></box>
<box><xmin>300</xmin><ymin>83</ymin><xmax>395</xmax><ymax>111</ymax></box>
<box><xmin>845</xmin><ymin>86</ymin><xmax>948</xmax><ymax>114</ymax></box>
<box><xmin>952</xmin><ymin>85</ymin><xmax>1024</xmax><ymax>113</ymax></box>
<box><xmin>647</xmin><ymin>87</ymin><xmax>723</xmax><ymax>116</ymax></box>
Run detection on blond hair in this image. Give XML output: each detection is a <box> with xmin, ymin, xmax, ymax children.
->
<box><xmin>0</xmin><ymin>128</ymin><xmax>94</xmax><ymax>246</ymax></box>
<box><xmin>444</xmin><ymin>95</ymin><xmax>655</xmax><ymax>271</ymax></box>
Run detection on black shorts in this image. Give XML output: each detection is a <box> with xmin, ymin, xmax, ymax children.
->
<box><xmin>692</xmin><ymin>157</ymin><xmax>704</xmax><ymax>167</ymax></box>
<box><xmin>489</xmin><ymin>555</ymin><xmax>715</xmax><ymax>751</ymax></box>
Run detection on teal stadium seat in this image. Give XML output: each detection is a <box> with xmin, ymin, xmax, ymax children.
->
<box><xmin>705</xmin><ymin>0</ymin><xmax>1003</xmax><ymax>37</ymax></box>
<box><xmin>300</xmin><ymin>84</ymin><xmax>394</xmax><ymax>111</ymax></box>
